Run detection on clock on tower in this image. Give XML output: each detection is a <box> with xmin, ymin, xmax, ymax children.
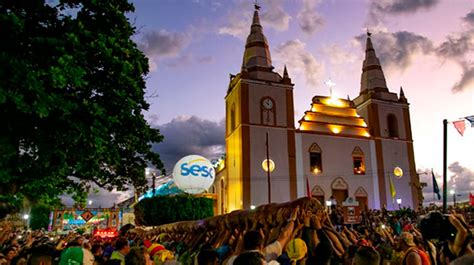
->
<box><xmin>261</xmin><ymin>97</ymin><xmax>275</xmax><ymax>125</ymax></box>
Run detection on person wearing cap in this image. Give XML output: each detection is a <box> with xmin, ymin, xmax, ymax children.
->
<box><xmin>285</xmin><ymin>238</ymin><xmax>307</xmax><ymax>265</ymax></box>
<box><xmin>399</xmin><ymin>233</ymin><xmax>422</xmax><ymax>265</ymax></box>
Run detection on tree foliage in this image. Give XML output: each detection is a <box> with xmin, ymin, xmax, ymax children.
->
<box><xmin>134</xmin><ymin>195</ymin><xmax>215</xmax><ymax>226</ymax></box>
<box><xmin>29</xmin><ymin>204</ymin><xmax>51</xmax><ymax>230</ymax></box>
<box><xmin>0</xmin><ymin>0</ymin><xmax>163</xmax><ymax>209</ymax></box>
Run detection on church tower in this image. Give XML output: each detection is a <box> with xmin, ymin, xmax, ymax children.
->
<box><xmin>353</xmin><ymin>33</ymin><xmax>422</xmax><ymax>209</ymax></box>
<box><xmin>223</xmin><ymin>5</ymin><xmax>297</xmax><ymax>211</ymax></box>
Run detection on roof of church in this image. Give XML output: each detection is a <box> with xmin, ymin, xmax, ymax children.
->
<box><xmin>360</xmin><ymin>32</ymin><xmax>389</xmax><ymax>94</ymax></box>
<box><xmin>237</xmin><ymin>5</ymin><xmax>284</xmax><ymax>83</ymax></box>
<box><xmin>298</xmin><ymin>95</ymin><xmax>371</xmax><ymax>138</ymax></box>
<box><xmin>354</xmin><ymin>32</ymin><xmax>406</xmax><ymax>105</ymax></box>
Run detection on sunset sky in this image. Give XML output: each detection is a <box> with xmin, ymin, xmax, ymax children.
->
<box><xmin>80</xmin><ymin>0</ymin><xmax>474</xmax><ymax>206</ymax></box>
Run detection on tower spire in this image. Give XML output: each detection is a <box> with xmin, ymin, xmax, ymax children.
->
<box><xmin>241</xmin><ymin>4</ymin><xmax>273</xmax><ymax>75</ymax></box>
<box><xmin>281</xmin><ymin>64</ymin><xmax>291</xmax><ymax>84</ymax></box>
<box><xmin>360</xmin><ymin>32</ymin><xmax>388</xmax><ymax>95</ymax></box>
<box><xmin>399</xmin><ymin>86</ymin><xmax>408</xmax><ymax>103</ymax></box>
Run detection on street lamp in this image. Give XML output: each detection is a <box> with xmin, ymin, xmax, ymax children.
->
<box><xmin>450</xmin><ymin>190</ymin><xmax>460</xmax><ymax>207</ymax></box>
<box><xmin>23</xmin><ymin>214</ymin><xmax>29</xmax><ymax>220</ymax></box>
<box><xmin>88</xmin><ymin>200</ymin><xmax>93</xmax><ymax>206</ymax></box>
<box><xmin>396</xmin><ymin>198</ymin><xmax>402</xmax><ymax>209</ymax></box>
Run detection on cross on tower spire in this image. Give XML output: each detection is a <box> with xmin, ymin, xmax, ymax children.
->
<box><xmin>254</xmin><ymin>0</ymin><xmax>260</xmax><ymax>10</ymax></box>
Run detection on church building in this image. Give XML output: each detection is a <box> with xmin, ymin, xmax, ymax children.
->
<box><xmin>215</xmin><ymin>6</ymin><xmax>423</xmax><ymax>214</ymax></box>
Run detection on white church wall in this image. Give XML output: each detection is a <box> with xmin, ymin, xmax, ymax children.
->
<box><xmin>369</xmin><ymin>140</ymin><xmax>380</xmax><ymax>209</ymax></box>
<box><xmin>295</xmin><ymin>134</ymin><xmax>305</xmax><ymax>198</ymax></box>
<box><xmin>296</xmin><ymin>133</ymin><xmax>377</xmax><ymax>206</ymax></box>
<box><xmin>381</xmin><ymin>139</ymin><xmax>414</xmax><ymax>210</ymax></box>
<box><xmin>249</xmin><ymin>126</ymin><xmax>291</xmax><ymax>206</ymax></box>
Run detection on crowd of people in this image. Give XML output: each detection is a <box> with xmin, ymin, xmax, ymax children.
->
<box><xmin>0</xmin><ymin>198</ymin><xmax>472</xmax><ymax>265</ymax></box>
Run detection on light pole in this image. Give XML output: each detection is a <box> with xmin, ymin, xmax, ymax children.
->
<box><xmin>450</xmin><ymin>190</ymin><xmax>455</xmax><ymax>207</ymax></box>
<box><xmin>396</xmin><ymin>198</ymin><xmax>402</xmax><ymax>209</ymax></box>
<box><xmin>450</xmin><ymin>190</ymin><xmax>461</xmax><ymax>207</ymax></box>
<box><xmin>152</xmin><ymin>172</ymin><xmax>156</xmax><ymax>197</ymax></box>
<box><xmin>23</xmin><ymin>214</ymin><xmax>29</xmax><ymax>229</ymax></box>
<box><xmin>443</xmin><ymin>119</ymin><xmax>448</xmax><ymax>213</ymax></box>
<box><xmin>263</xmin><ymin>132</ymin><xmax>275</xmax><ymax>204</ymax></box>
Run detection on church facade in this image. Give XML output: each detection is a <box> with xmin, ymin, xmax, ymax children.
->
<box><xmin>215</xmin><ymin>7</ymin><xmax>423</xmax><ymax>214</ymax></box>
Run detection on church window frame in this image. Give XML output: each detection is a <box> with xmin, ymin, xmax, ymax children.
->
<box><xmin>387</xmin><ymin>114</ymin><xmax>399</xmax><ymax>138</ymax></box>
<box><xmin>352</xmin><ymin>146</ymin><xmax>365</xmax><ymax>175</ymax></box>
<box><xmin>308</xmin><ymin>143</ymin><xmax>323</xmax><ymax>173</ymax></box>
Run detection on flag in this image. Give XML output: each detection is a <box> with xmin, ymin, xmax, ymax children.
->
<box><xmin>466</xmin><ymin>115</ymin><xmax>474</xmax><ymax>127</ymax></box>
<box><xmin>389</xmin><ymin>176</ymin><xmax>396</xmax><ymax>199</ymax></box>
<box><xmin>453</xmin><ymin>120</ymin><xmax>466</xmax><ymax>136</ymax></box>
<box><xmin>470</xmin><ymin>193</ymin><xmax>474</xmax><ymax>206</ymax></box>
<box><xmin>306</xmin><ymin>176</ymin><xmax>312</xmax><ymax>198</ymax></box>
<box><xmin>432</xmin><ymin>169</ymin><xmax>441</xmax><ymax>200</ymax></box>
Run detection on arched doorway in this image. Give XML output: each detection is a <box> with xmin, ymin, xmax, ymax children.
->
<box><xmin>354</xmin><ymin>187</ymin><xmax>368</xmax><ymax>212</ymax></box>
<box><xmin>331</xmin><ymin>177</ymin><xmax>348</xmax><ymax>205</ymax></box>
<box><xmin>311</xmin><ymin>185</ymin><xmax>325</xmax><ymax>205</ymax></box>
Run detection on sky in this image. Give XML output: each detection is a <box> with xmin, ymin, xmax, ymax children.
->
<box><xmin>74</xmin><ymin>0</ymin><xmax>474</xmax><ymax>207</ymax></box>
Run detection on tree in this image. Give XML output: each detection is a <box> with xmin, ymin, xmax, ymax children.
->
<box><xmin>29</xmin><ymin>204</ymin><xmax>51</xmax><ymax>230</ymax></box>
<box><xmin>134</xmin><ymin>195</ymin><xmax>215</xmax><ymax>226</ymax></box>
<box><xmin>0</xmin><ymin>0</ymin><xmax>163</xmax><ymax>214</ymax></box>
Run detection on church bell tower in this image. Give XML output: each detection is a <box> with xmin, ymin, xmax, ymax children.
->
<box><xmin>223</xmin><ymin>5</ymin><xmax>297</xmax><ymax>211</ymax></box>
<box><xmin>353</xmin><ymin>33</ymin><xmax>422</xmax><ymax>210</ymax></box>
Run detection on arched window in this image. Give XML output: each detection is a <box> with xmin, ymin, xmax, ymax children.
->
<box><xmin>387</xmin><ymin>114</ymin><xmax>399</xmax><ymax>138</ymax></box>
<box><xmin>352</xmin><ymin>146</ymin><xmax>365</xmax><ymax>175</ymax></box>
<box><xmin>230</xmin><ymin>103</ymin><xmax>236</xmax><ymax>132</ymax></box>
<box><xmin>308</xmin><ymin>143</ymin><xmax>322</xmax><ymax>173</ymax></box>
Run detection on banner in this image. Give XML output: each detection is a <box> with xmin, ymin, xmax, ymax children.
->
<box><xmin>389</xmin><ymin>176</ymin><xmax>396</xmax><ymax>199</ymax></box>
<box><xmin>432</xmin><ymin>169</ymin><xmax>441</xmax><ymax>200</ymax></box>
<box><xmin>453</xmin><ymin>120</ymin><xmax>466</xmax><ymax>136</ymax></box>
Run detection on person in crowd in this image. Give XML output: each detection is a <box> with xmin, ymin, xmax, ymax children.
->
<box><xmin>27</xmin><ymin>244</ymin><xmax>56</xmax><ymax>265</ymax></box>
<box><xmin>399</xmin><ymin>232</ymin><xmax>423</xmax><ymax>265</ymax></box>
<box><xmin>1</xmin><ymin>246</ymin><xmax>16</xmax><ymax>265</ymax></box>
<box><xmin>91</xmin><ymin>244</ymin><xmax>104</xmax><ymax>265</ymax></box>
<box><xmin>353</xmin><ymin>246</ymin><xmax>380</xmax><ymax>265</ymax></box>
<box><xmin>59</xmin><ymin>238</ymin><xmax>95</xmax><ymax>265</ymax></box>
<box><xmin>234</xmin><ymin>251</ymin><xmax>266</xmax><ymax>265</ymax></box>
<box><xmin>224</xmin><ymin>230</ymin><xmax>263</xmax><ymax>265</ymax></box>
<box><xmin>109</xmin><ymin>237</ymin><xmax>130</xmax><ymax>265</ymax></box>
<box><xmin>124</xmin><ymin>247</ymin><xmax>151</xmax><ymax>265</ymax></box>
<box><xmin>197</xmin><ymin>249</ymin><xmax>219</xmax><ymax>265</ymax></box>
<box><xmin>285</xmin><ymin>238</ymin><xmax>307</xmax><ymax>265</ymax></box>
